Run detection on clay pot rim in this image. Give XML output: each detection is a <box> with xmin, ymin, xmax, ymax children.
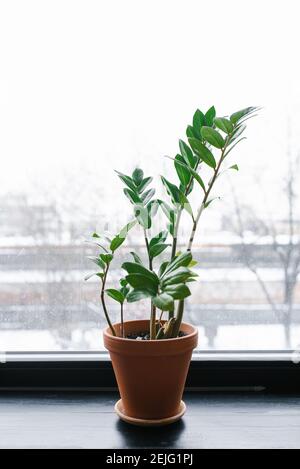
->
<box><xmin>103</xmin><ymin>319</ymin><xmax>198</xmax><ymax>343</ymax></box>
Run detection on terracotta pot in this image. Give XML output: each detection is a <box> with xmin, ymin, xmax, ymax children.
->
<box><xmin>103</xmin><ymin>319</ymin><xmax>198</xmax><ymax>420</ymax></box>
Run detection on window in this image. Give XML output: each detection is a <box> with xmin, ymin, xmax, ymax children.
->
<box><xmin>1</xmin><ymin>0</ymin><xmax>300</xmax><ymax>359</ymax></box>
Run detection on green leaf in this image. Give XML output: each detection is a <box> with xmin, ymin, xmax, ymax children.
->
<box><xmin>123</xmin><ymin>188</ymin><xmax>142</xmax><ymax>204</ymax></box>
<box><xmin>229</xmin><ymin>124</ymin><xmax>246</xmax><ymax>143</ymax></box>
<box><xmin>201</xmin><ymin>127</ymin><xmax>225</xmax><ymax>149</ymax></box>
<box><xmin>161</xmin><ymin>176</ymin><xmax>181</xmax><ymax>204</ymax></box>
<box><xmin>214</xmin><ymin>117</ymin><xmax>233</xmax><ymax>134</ymax></box>
<box><xmin>192</xmin><ymin>109</ymin><xmax>205</xmax><ymax>139</ymax></box>
<box><xmin>174</xmin><ymin>154</ymin><xmax>190</xmax><ymax>187</ymax></box>
<box><xmin>84</xmin><ymin>272</ymin><xmax>103</xmax><ymax>281</ymax></box>
<box><xmin>147</xmin><ymin>199</ymin><xmax>160</xmax><ymax>217</ymax></box>
<box><xmin>132</xmin><ymin>168</ymin><xmax>144</xmax><ymax>185</ymax></box>
<box><xmin>186</xmin><ymin>125</ymin><xmax>196</xmax><ymax>139</ymax></box>
<box><xmin>141</xmin><ymin>188</ymin><xmax>155</xmax><ymax>205</ymax></box>
<box><xmin>163</xmin><ymin>252</ymin><xmax>193</xmax><ymax>275</ymax></box>
<box><xmin>224</xmin><ymin>137</ymin><xmax>246</xmax><ymax>158</ymax></box>
<box><xmin>134</xmin><ymin>204</ymin><xmax>151</xmax><ymax>229</ymax></box>
<box><xmin>162</xmin><ymin>267</ymin><xmax>196</xmax><ymax>286</ymax></box>
<box><xmin>110</xmin><ymin>220</ymin><xmax>137</xmax><ymax>252</ymax></box>
<box><xmin>106</xmin><ymin>288</ymin><xmax>125</xmax><ymax>304</ymax></box>
<box><xmin>92</xmin><ymin>232</ymin><xmax>100</xmax><ymax>238</ymax></box>
<box><xmin>125</xmin><ymin>273</ymin><xmax>158</xmax><ymax>294</ymax></box>
<box><xmin>158</xmin><ymin>200</ymin><xmax>175</xmax><ymax>235</ymax></box>
<box><xmin>164</xmin><ymin>283</ymin><xmax>191</xmax><ymax>300</ymax></box>
<box><xmin>188</xmin><ymin>138</ymin><xmax>216</xmax><ymax>168</ymax></box>
<box><xmin>120</xmin><ymin>278</ymin><xmax>128</xmax><ymax>287</ymax></box>
<box><xmin>130</xmin><ymin>252</ymin><xmax>143</xmax><ymax>264</ymax></box>
<box><xmin>137</xmin><ymin>176</ymin><xmax>153</xmax><ymax>193</ymax></box>
<box><xmin>149</xmin><ymin>231</ymin><xmax>168</xmax><ymax>248</ymax></box>
<box><xmin>127</xmin><ymin>289</ymin><xmax>154</xmax><ymax>302</ymax></box>
<box><xmin>204</xmin><ymin>196</ymin><xmax>221</xmax><ymax>208</ymax></box>
<box><xmin>119</xmin><ymin>220</ymin><xmax>137</xmax><ymax>237</ymax></box>
<box><xmin>158</xmin><ymin>261</ymin><xmax>169</xmax><ymax>277</ymax></box>
<box><xmin>115</xmin><ymin>171</ymin><xmax>137</xmax><ymax>192</ymax></box>
<box><xmin>179</xmin><ymin>139</ymin><xmax>195</xmax><ymax>167</ymax></box>
<box><xmin>171</xmin><ymin>156</ymin><xmax>205</xmax><ymax>192</ymax></box>
<box><xmin>87</xmin><ymin>256</ymin><xmax>106</xmax><ymax>270</ymax></box>
<box><xmin>229</xmin><ymin>164</ymin><xmax>239</xmax><ymax>171</ymax></box>
<box><xmin>205</xmin><ymin>106</ymin><xmax>216</xmax><ymax>127</ymax></box>
<box><xmin>179</xmin><ymin>192</ymin><xmax>194</xmax><ymax>219</ymax></box>
<box><xmin>149</xmin><ymin>243</ymin><xmax>170</xmax><ymax>259</ymax></box>
<box><xmin>153</xmin><ymin>293</ymin><xmax>174</xmax><ymax>311</ymax></box>
<box><xmin>100</xmin><ymin>253</ymin><xmax>113</xmax><ymax>264</ymax></box>
<box><xmin>109</xmin><ymin>235</ymin><xmax>125</xmax><ymax>252</ymax></box>
<box><xmin>122</xmin><ymin>262</ymin><xmax>159</xmax><ymax>285</ymax></box>
<box><xmin>230</xmin><ymin>106</ymin><xmax>258</xmax><ymax>124</ymax></box>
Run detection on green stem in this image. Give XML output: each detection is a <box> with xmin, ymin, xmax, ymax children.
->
<box><xmin>173</xmin><ymin>134</ymin><xmax>233</xmax><ymax>337</ymax></box>
<box><xmin>144</xmin><ymin>228</ymin><xmax>156</xmax><ymax>339</ymax></box>
<box><xmin>101</xmin><ymin>264</ymin><xmax>116</xmax><ymax>336</ymax></box>
<box><xmin>120</xmin><ymin>302</ymin><xmax>124</xmax><ymax>338</ymax></box>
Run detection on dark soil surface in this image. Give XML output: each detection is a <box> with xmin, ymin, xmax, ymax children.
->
<box><xmin>126</xmin><ymin>330</ymin><xmax>186</xmax><ymax>340</ymax></box>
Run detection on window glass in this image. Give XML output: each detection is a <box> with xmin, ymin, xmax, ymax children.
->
<box><xmin>1</xmin><ymin>0</ymin><xmax>299</xmax><ymax>351</ymax></box>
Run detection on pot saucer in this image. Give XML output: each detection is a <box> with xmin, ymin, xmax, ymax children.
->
<box><xmin>114</xmin><ymin>399</ymin><xmax>186</xmax><ymax>427</ymax></box>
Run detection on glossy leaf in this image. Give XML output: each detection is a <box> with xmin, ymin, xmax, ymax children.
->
<box><xmin>134</xmin><ymin>204</ymin><xmax>151</xmax><ymax>229</ymax></box>
<box><xmin>161</xmin><ymin>176</ymin><xmax>181</xmax><ymax>204</ymax></box>
<box><xmin>127</xmin><ymin>289</ymin><xmax>154</xmax><ymax>302</ymax></box>
<box><xmin>149</xmin><ymin>242</ymin><xmax>170</xmax><ymax>259</ymax></box>
<box><xmin>123</xmin><ymin>188</ymin><xmax>142</xmax><ymax>204</ymax></box>
<box><xmin>164</xmin><ymin>283</ymin><xmax>191</xmax><ymax>300</ymax></box>
<box><xmin>125</xmin><ymin>273</ymin><xmax>158</xmax><ymax>294</ymax></box>
<box><xmin>153</xmin><ymin>293</ymin><xmax>174</xmax><ymax>311</ymax></box>
<box><xmin>132</xmin><ymin>168</ymin><xmax>144</xmax><ymax>185</ymax></box>
<box><xmin>106</xmin><ymin>288</ymin><xmax>125</xmax><ymax>304</ymax></box>
<box><xmin>172</xmin><ymin>156</ymin><xmax>205</xmax><ymax>192</ymax></box>
<box><xmin>137</xmin><ymin>176</ymin><xmax>153</xmax><ymax>193</ymax></box>
<box><xmin>200</xmin><ymin>127</ymin><xmax>225</xmax><ymax>149</ymax></box>
<box><xmin>149</xmin><ymin>231</ymin><xmax>168</xmax><ymax>248</ymax></box>
<box><xmin>87</xmin><ymin>256</ymin><xmax>106</xmax><ymax>270</ymax></box>
<box><xmin>141</xmin><ymin>188</ymin><xmax>155</xmax><ymax>205</ymax></box>
<box><xmin>110</xmin><ymin>220</ymin><xmax>137</xmax><ymax>252</ymax></box>
<box><xmin>230</xmin><ymin>106</ymin><xmax>258</xmax><ymax>124</ymax></box>
<box><xmin>158</xmin><ymin>260</ymin><xmax>169</xmax><ymax>277</ymax></box>
<box><xmin>188</xmin><ymin>138</ymin><xmax>216</xmax><ymax>168</ymax></box>
<box><xmin>214</xmin><ymin>117</ymin><xmax>233</xmax><ymax>134</ymax></box>
<box><xmin>179</xmin><ymin>139</ymin><xmax>195</xmax><ymax>167</ymax></box>
<box><xmin>130</xmin><ymin>252</ymin><xmax>143</xmax><ymax>264</ymax></box>
<box><xmin>100</xmin><ymin>253</ymin><xmax>113</xmax><ymax>264</ymax></box>
<box><xmin>192</xmin><ymin>109</ymin><xmax>205</xmax><ymax>138</ymax></box>
<box><xmin>174</xmin><ymin>154</ymin><xmax>190</xmax><ymax>187</ymax></box>
<box><xmin>84</xmin><ymin>272</ymin><xmax>103</xmax><ymax>281</ymax></box>
<box><xmin>115</xmin><ymin>171</ymin><xmax>137</xmax><ymax>192</ymax></box>
<box><xmin>204</xmin><ymin>106</ymin><xmax>216</xmax><ymax>127</ymax></box>
<box><xmin>186</xmin><ymin>125</ymin><xmax>196</xmax><ymax>139</ymax></box>
<box><xmin>122</xmin><ymin>262</ymin><xmax>159</xmax><ymax>285</ymax></box>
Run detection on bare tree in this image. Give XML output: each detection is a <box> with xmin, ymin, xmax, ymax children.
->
<box><xmin>228</xmin><ymin>151</ymin><xmax>300</xmax><ymax>348</ymax></box>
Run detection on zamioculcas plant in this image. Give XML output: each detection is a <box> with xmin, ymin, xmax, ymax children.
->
<box><xmin>86</xmin><ymin>106</ymin><xmax>258</xmax><ymax>340</ymax></box>
<box><xmin>85</xmin><ymin>105</ymin><xmax>258</xmax><ymax>424</ymax></box>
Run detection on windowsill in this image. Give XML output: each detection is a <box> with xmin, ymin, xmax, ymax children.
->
<box><xmin>0</xmin><ymin>391</ymin><xmax>299</xmax><ymax>449</ymax></box>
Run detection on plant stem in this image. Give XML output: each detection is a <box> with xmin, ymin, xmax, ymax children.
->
<box><xmin>120</xmin><ymin>302</ymin><xmax>124</xmax><ymax>338</ymax></box>
<box><xmin>173</xmin><ymin>136</ymin><xmax>232</xmax><ymax>337</ymax></box>
<box><xmin>101</xmin><ymin>264</ymin><xmax>116</xmax><ymax>336</ymax></box>
<box><xmin>144</xmin><ymin>228</ymin><xmax>156</xmax><ymax>339</ymax></box>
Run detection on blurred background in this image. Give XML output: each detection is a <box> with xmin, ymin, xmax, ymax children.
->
<box><xmin>0</xmin><ymin>0</ymin><xmax>300</xmax><ymax>351</ymax></box>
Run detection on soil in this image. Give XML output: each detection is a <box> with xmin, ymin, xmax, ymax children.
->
<box><xmin>126</xmin><ymin>330</ymin><xmax>186</xmax><ymax>340</ymax></box>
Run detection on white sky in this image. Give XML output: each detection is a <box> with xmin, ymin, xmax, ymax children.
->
<box><xmin>1</xmin><ymin>0</ymin><xmax>300</xmax><ymax>223</ymax></box>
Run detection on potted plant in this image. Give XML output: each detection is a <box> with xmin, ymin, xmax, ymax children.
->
<box><xmin>85</xmin><ymin>106</ymin><xmax>258</xmax><ymax>426</ymax></box>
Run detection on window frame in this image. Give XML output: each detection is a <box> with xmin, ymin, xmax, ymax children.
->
<box><xmin>0</xmin><ymin>351</ymin><xmax>299</xmax><ymax>393</ymax></box>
